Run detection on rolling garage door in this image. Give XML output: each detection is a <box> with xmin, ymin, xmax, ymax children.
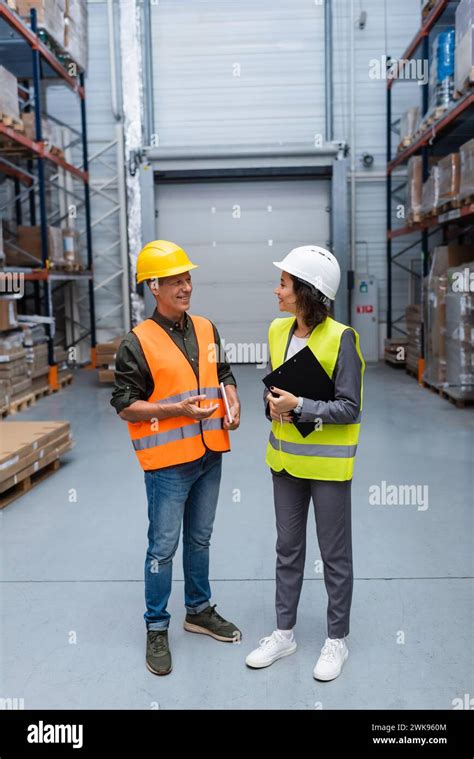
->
<box><xmin>152</xmin><ymin>178</ymin><xmax>330</xmax><ymax>359</ymax></box>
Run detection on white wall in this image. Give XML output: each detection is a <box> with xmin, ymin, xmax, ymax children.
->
<box><xmin>49</xmin><ymin>0</ymin><xmax>424</xmax><ymax>345</ymax></box>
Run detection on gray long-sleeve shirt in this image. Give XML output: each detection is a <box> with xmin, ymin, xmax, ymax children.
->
<box><xmin>264</xmin><ymin>323</ymin><xmax>363</xmax><ymax>424</ymax></box>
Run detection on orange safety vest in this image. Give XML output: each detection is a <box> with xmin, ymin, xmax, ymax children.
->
<box><xmin>127</xmin><ymin>315</ymin><xmax>230</xmax><ymax>470</ymax></box>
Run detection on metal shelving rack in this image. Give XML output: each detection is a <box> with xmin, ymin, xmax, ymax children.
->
<box><xmin>0</xmin><ymin>1</ymin><xmax>96</xmax><ymax>388</ymax></box>
<box><xmin>386</xmin><ymin>0</ymin><xmax>474</xmax><ymax>380</ymax></box>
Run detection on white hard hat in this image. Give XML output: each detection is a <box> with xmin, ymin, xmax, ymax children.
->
<box><xmin>273</xmin><ymin>245</ymin><xmax>341</xmax><ymax>301</ymax></box>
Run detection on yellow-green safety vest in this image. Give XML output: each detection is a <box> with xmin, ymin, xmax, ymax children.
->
<box><xmin>265</xmin><ymin>316</ymin><xmax>365</xmax><ymax>481</ymax></box>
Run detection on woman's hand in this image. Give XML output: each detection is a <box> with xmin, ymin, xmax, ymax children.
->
<box><xmin>269</xmin><ymin>405</ymin><xmax>293</xmax><ymax>423</ymax></box>
<box><xmin>268</xmin><ymin>386</ymin><xmax>299</xmax><ymax>417</ymax></box>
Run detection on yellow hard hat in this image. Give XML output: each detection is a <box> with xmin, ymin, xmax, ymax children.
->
<box><xmin>136</xmin><ymin>240</ymin><xmax>198</xmax><ymax>284</ymax></box>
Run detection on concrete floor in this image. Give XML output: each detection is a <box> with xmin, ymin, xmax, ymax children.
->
<box><xmin>1</xmin><ymin>363</ymin><xmax>473</xmax><ymax>710</ymax></box>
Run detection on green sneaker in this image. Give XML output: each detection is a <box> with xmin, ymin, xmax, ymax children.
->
<box><xmin>184</xmin><ymin>604</ymin><xmax>242</xmax><ymax>642</ymax></box>
<box><xmin>146</xmin><ymin>630</ymin><xmax>172</xmax><ymax>675</ymax></box>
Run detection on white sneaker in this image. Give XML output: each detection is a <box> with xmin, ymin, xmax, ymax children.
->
<box><xmin>313</xmin><ymin>637</ymin><xmax>348</xmax><ymax>681</ymax></box>
<box><xmin>245</xmin><ymin>631</ymin><xmax>297</xmax><ymax>669</ymax></box>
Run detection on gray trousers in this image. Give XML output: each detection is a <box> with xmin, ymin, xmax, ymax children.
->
<box><xmin>272</xmin><ymin>470</ymin><xmax>353</xmax><ymax>638</ymax></box>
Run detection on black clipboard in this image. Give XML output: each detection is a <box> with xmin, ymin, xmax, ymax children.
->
<box><xmin>263</xmin><ymin>346</ymin><xmax>334</xmax><ymax>437</ymax></box>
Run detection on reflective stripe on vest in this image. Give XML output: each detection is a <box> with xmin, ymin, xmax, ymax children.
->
<box><xmin>128</xmin><ymin>315</ymin><xmax>230</xmax><ymax>470</ymax></box>
<box><xmin>265</xmin><ymin>316</ymin><xmax>365</xmax><ymax>482</ymax></box>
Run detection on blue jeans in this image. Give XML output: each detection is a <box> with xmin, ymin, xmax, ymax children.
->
<box><xmin>143</xmin><ymin>449</ymin><xmax>223</xmax><ymax>631</ymax></box>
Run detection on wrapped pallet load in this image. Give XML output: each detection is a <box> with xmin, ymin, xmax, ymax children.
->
<box><xmin>424</xmin><ymin>245</ymin><xmax>474</xmax><ymax>387</ymax></box>
<box><xmin>398</xmin><ymin>106</ymin><xmax>420</xmax><ymax>152</ymax></box>
<box><xmin>405</xmin><ymin>304</ymin><xmax>423</xmax><ymax>375</ymax></box>
<box><xmin>22</xmin><ymin>112</ymin><xmax>52</xmax><ymax>145</ymax></box>
<box><xmin>445</xmin><ymin>262</ymin><xmax>474</xmax><ymax>399</ymax></box>
<box><xmin>64</xmin><ymin>0</ymin><xmax>88</xmax><ymax>72</ymax></box>
<box><xmin>428</xmin><ymin>29</ymin><xmax>456</xmax><ymax>114</ymax></box>
<box><xmin>421</xmin><ymin>165</ymin><xmax>441</xmax><ymax>217</ymax></box>
<box><xmin>459</xmin><ymin>138</ymin><xmax>474</xmax><ymax>202</ymax></box>
<box><xmin>406</xmin><ymin>156</ymin><xmax>423</xmax><ymax>224</ymax></box>
<box><xmin>0</xmin><ymin>66</ymin><xmax>20</xmax><ymax>124</ymax></box>
<box><xmin>62</xmin><ymin>229</ymin><xmax>81</xmax><ymax>267</ymax></box>
<box><xmin>436</xmin><ymin>153</ymin><xmax>461</xmax><ymax>210</ymax></box>
<box><xmin>0</xmin><ymin>330</ymin><xmax>32</xmax><ymax>406</ymax></box>
<box><xmin>17</xmin><ymin>0</ymin><xmax>66</xmax><ymax>51</ymax></box>
<box><xmin>455</xmin><ymin>0</ymin><xmax>474</xmax><ymax>94</ymax></box>
<box><xmin>6</xmin><ymin>226</ymin><xmax>64</xmax><ymax>268</ymax></box>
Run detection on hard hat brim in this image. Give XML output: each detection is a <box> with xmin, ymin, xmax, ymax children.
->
<box><xmin>137</xmin><ymin>262</ymin><xmax>198</xmax><ymax>284</ymax></box>
<box><xmin>272</xmin><ymin>260</ymin><xmax>336</xmax><ymax>300</ymax></box>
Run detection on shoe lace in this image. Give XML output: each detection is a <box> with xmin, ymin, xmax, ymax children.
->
<box><xmin>209</xmin><ymin>604</ymin><xmax>227</xmax><ymax>625</ymax></box>
<box><xmin>320</xmin><ymin>638</ymin><xmax>342</xmax><ymax>662</ymax></box>
<box><xmin>149</xmin><ymin>631</ymin><xmax>167</xmax><ymax>655</ymax></box>
<box><xmin>258</xmin><ymin>631</ymin><xmax>285</xmax><ymax>649</ymax></box>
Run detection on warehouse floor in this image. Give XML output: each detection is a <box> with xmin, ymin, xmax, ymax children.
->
<box><xmin>1</xmin><ymin>364</ymin><xmax>473</xmax><ymax>710</ymax></box>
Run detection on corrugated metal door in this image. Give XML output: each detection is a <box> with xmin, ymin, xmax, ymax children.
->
<box><xmin>150</xmin><ymin>0</ymin><xmax>326</xmax><ymax>148</ymax></box>
<box><xmin>154</xmin><ymin>179</ymin><xmax>330</xmax><ymax>354</ymax></box>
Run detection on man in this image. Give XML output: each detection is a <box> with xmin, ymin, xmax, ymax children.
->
<box><xmin>111</xmin><ymin>240</ymin><xmax>241</xmax><ymax>676</ymax></box>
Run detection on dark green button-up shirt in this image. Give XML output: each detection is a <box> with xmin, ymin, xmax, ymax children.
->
<box><xmin>110</xmin><ymin>308</ymin><xmax>236</xmax><ymax>414</ymax></box>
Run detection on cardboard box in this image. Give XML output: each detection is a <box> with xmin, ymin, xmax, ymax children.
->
<box><xmin>99</xmin><ymin>369</ymin><xmax>115</xmax><ymax>383</ymax></box>
<box><xmin>0</xmin><ymin>420</ymin><xmax>71</xmax><ymax>469</ymax></box>
<box><xmin>0</xmin><ymin>300</ymin><xmax>18</xmax><ymax>332</ymax></box>
<box><xmin>9</xmin><ymin>226</ymin><xmax>64</xmax><ymax>267</ymax></box>
<box><xmin>429</xmin><ymin>244</ymin><xmax>474</xmax><ymax>277</ymax></box>
<box><xmin>22</xmin><ymin>112</ymin><xmax>50</xmax><ymax>144</ymax></box>
<box><xmin>0</xmin><ymin>421</ymin><xmax>73</xmax><ymax>504</ymax></box>
<box><xmin>459</xmin><ymin>137</ymin><xmax>474</xmax><ymax>199</ymax></box>
<box><xmin>0</xmin><ymin>65</ymin><xmax>20</xmax><ymax>122</ymax></box>
<box><xmin>1</xmin><ymin>376</ymin><xmax>32</xmax><ymax>397</ymax></box>
<box><xmin>0</xmin><ymin>430</ymin><xmax>71</xmax><ymax>484</ymax></box>
<box><xmin>437</xmin><ymin>153</ymin><xmax>461</xmax><ymax>206</ymax></box>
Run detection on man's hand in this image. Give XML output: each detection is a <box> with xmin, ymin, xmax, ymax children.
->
<box><xmin>223</xmin><ymin>384</ymin><xmax>240</xmax><ymax>431</ymax></box>
<box><xmin>179</xmin><ymin>395</ymin><xmax>219</xmax><ymax>420</ymax></box>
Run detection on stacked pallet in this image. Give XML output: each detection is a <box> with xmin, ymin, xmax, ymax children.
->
<box><xmin>406</xmin><ymin>156</ymin><xmax>423</xmax><ymax>224</ymax></box>
<box><xmin>17</xmin><ymin>0</ymin><xmax>88</xmax><ymax>72</ymax></box>
<box><xmin>444</xmin><ymin>261</ymin><xmax>474</xmax><ymax>402</ymax></box>
<box><xmin>0</xmin><ymin>421</ymin><xmax>73</xmax><ymax>509</ymax></box>
<box><xmin>459</xmin><ymin>138</ymin><xmax>474</xmax><ymax>204</ymax></box>
<box><xmin>384</xmin><ymin>338</ymin><xmax>408</xmax><ymax>367</ymax></box>
<box><xmin>0</xmin><ymin>338</ymin><xmax>32</xmax><ymax>411</ymax></box>
<box><xmin>96</xmin><ymin>337</ymin><xmax>122</xmax><ymax>383</ymax></box>
<box><xmin>406</xmin><ymin>305</ymin><xmax>423</xmax><ymax>376</ymax></box>
<box><xmin>455</xmin><ymin>0</ymin><xmax>474</xmax><ymax>95</ymax></box>
<box><xmin>397</xmin><ymin>106</ymin><xmax>420</xmax><ymax>153</ymax></box>
<box><xmin>424</xmin><ymin>245</ymin><xmax>474</xmax><ymax>388</ymax></box>
<box><xmin>0</xmin><ymin>65</ymin><xmax>23</xmax><ymax>132</ymax></box>
<box><xmin>17</xmin><ymin>0</ymin><xmax>66</xmax><ymax>51</ymax></box>
<box><xmin>436</xmin><ymin>153</ymin><xmax>461</xmax><ymax>212</ymax></box>
<box><xmin>54</xmin><ymin>346</ymin><xmax>73</xmax><ymax>388</ymax></box>
<box><xmin>26</xmin><ymin>343</ymin><xmax>49</xmax><ymax>394</ymax></box>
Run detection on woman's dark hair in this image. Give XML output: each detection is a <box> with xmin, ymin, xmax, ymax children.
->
<box><xmin>290</xmin><ymin>275</ymin><xmax>330</xmax><ymax>329</ymax></box>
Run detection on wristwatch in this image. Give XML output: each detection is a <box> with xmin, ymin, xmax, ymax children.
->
<box><xmin>292</xmin><ymin>397</ymin><xmax>304</xmax><ymax>418</ymax></box>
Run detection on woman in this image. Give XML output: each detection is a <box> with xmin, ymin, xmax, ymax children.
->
<box><xmin>246</xmin><ymin>245</ymin><xmax>365</xmax><ymax>681</ymax></box>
